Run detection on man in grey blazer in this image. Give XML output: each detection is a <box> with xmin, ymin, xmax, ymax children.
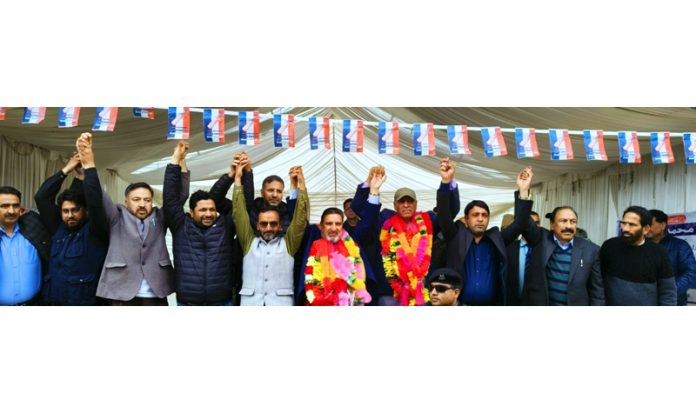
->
<box><xmin>522</xmin><ymin>206</ymin><xmax>605</xmax><ymax>305</ymax></box>
<box><xmin>80</xmin><ymin>135</ymin><xmax>188</xmax><ymax>305</ymax></box>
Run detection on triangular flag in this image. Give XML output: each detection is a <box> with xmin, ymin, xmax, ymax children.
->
<box><xmin>515</xmin><ymin>128</ymin><xmax>539</xmax><ymax>158</ymax></box>
<box><xmin>239</xmin><ymin>111</ymin><xmax>260</xmax><ymax>145</ymax></box>
<box><xmin>549</xmin><ymin>129</ymin><xmax>573</xmax><ymax>160</ymax></box>
<box><xmin>618</xmin><ymin>131</ymin><xmax>641</xmax><ymax>164</ymax></box>
<box><xmin>274</xmin><ymin>114</ymin><xmax>295</xmax><ymax>148</ymax></box>
<box><xmin>204</xmin><ymin>109</ymin><xmax>225</xmax><ymax>143</ymax></box>
<box><xmin>650</xmin><ymin>132</ymin><xmax>674</xmax><ymax>164</ymax></box>
<box><xmin>342</xmin><ymin>120</ymin><xmax>364</xmax><ymax>152</ymax></box>
<box><xmin>447</xmin><ymin>125</ymin><xmax>471</xmax><ymax>155</ymax></box>
<box><xmin>58</xmin><ymin>107</ymin><xmax>80</xmax><ymax>128</ymax></box>
<box><xmin>133</xmin><ymin>107</ymin><xmax>155</xmax><ymax>119</ymax></box>
<box><xmin>92</xmin><ymin>107</ymin><xmax>118</xmax><ymax>132</ymax></box>
<box><xmin>378</xmin><ymin>122</ymin><xmax>400</xmax><ymax>154</ymax></box>
<box><xmin>583</xmin><ymin>130</ymin><xmax>608</xmax><ymax>161</ymax></box>
<box><xmin>309</xmin><ymin>117</ymin><xmax>331</xmax><ymax>150</ymax></box>
<box><xmin>684</xmin><ymin>133</ymin><xmax>696</xmax><ymax>165</ymax></box>
<box><xmin>167</xmin><ymin>107</ymin><xmax>190</xmax><ymax>139</ymax></box>
<box><xmin>481</xmin><ymin>127</ymin><xmax>507</xmax><ymax>158</ymax></box>
<box><xmin>22</xmin><ymin>107</ymin><xmax>46</xmax><ymax>124</ymax></box>
<box><xmin>413</xmin><ymin>123</ymin><xmax>435</xmax><ymax>157</ymax></box>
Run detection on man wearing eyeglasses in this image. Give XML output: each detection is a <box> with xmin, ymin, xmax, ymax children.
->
<box><xmin>426</xmin><ymin>268</ymin><xmax>462</xmax><ymax>306</ymax></box>
<box><xmin>32</xmin><ymin>133</ymin><xmax>109</xmax><ymax>305</ymax></box>
<box><xmin>232</xmin><ymin>158</ymin><xmax>308</xmax><ymax>306</ymax></box>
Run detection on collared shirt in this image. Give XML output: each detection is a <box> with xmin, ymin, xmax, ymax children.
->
<box><xmin>462</xmin><ymin>236</ymin><xmax>497</xmax><ymax>305</ymax></box>
<box><xmin>553</xmin><ymin>234</ymin><xmax>574</xmax><ymax>251</ymax></box>
<box><xmin>0</xmin><ymin>223</ymin><xmax>42</xmax><ymax>305</ymax></box>
<box><xmin>518</xmin><ymin>238</ymin><xmax>530</xmax><ymax>297</ymax></box>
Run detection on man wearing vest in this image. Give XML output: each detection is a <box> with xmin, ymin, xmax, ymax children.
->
<box><xmin>163</xmin><ymin>141</ymin><xmax>237</xmax><ymax>305</ymax></box>
<box><xmin>34</xmin><ymin>133</ymin><xmax>109</xmax><ymax>305</ymax></box>
<box><xmin>232</xmin><ymin>158</ymin><xmax>308</xmax><ymax>306</ymax></box>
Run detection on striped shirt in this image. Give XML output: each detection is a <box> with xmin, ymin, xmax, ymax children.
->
<box><xmin>546</xmin><ymin>243</ymin><xmax>573</xmax><ymax>305</ymax></box>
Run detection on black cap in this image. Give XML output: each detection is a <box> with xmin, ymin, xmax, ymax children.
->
<box><xmin>426</xmin><ymin>268</ymin><xmax>462</xmax><ymax>288</ymax></box>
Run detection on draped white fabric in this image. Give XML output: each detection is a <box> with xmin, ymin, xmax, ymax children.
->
<box><xmin>1</xmin><ymin>107</ymin><xmax>695</xmax><ymax>225</ymax></box>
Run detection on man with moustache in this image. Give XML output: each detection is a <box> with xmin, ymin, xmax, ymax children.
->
<box><xmin>232</xmin><ymin>159</ymin><xmax>308</xmax><ymax>306</ymax></box>
<box><xmin>33</xmin><ymin>134</ymin><xmax>109</xmax><ymax>305</ymax></box>
<box><xmin>600</xmin><ymin>206</ymin><xmax>676</xmax><ymax>305</ymax></box>
<box><xmin>521</xmin><ymin>206</ymin><xmax>605</xmax><ymax>306</ymax></box>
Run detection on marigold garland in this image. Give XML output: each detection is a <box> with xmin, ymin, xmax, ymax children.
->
<box><xmin>304</xmin><ymin>229</ymin><xmax>371</xmax><ymax>306</ymax></box>
<box><xmin>380</xmin><ymin>212</ymin><xmax>433</xmax><ymax>306</ymax></box>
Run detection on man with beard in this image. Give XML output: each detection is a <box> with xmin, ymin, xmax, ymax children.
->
<box><xmin>232</xmin><ymin>159</ymin><xmax>308</xmax><ymax>306</ymax></box>
<box><xmin>33</xmin><ymin>134</ymin><xmax>109</xmax><ymax>305</ymax></box>
<box><xmin>600</xmin><ymin>206</ymin><xmax>675</xmax><ymax>305</ymax></box>
<box><xmin>521</xmin><ymin>206</ymin><xmax>605</xmax><ymax>305</ymax></box>
<box><xmin>436</xmin><ymin>163</ymin><xmax>534</xmax><ymax>306</ymax></box>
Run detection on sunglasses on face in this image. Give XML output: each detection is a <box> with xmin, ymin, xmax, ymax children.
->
<box><xmin>258</xmin><ymin>221</ymin><xmax>279</xmax><ymax>228</ymax></box>
<box><xmin>429</xmin><ymin>284</ymin><xmax>453</xmax><ymax>293</ymax></box>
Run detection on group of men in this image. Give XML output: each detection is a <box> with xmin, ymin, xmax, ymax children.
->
<box><xmin>1</xmin><ymin>132</ymin><xmax>694</xmax><ymax>306</ymax></box>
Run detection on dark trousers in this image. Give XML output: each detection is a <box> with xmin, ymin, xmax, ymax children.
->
<box><xmin>109</xmin><ymin>297</ymin><xmax>168</xmax><ymax>306</ymax></box>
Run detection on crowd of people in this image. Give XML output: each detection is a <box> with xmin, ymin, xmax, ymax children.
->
<box><xmin>1</xmin><ymin>132</ymin><xmax>694</xmax><ymax>306</ymax></box>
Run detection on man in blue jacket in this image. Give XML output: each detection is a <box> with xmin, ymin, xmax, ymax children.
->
<box><xmin>647</xmin><ymin>209</ymin><xmax>696</xmax><ymax>305</ymax></box>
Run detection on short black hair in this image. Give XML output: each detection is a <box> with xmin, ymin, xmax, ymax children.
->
<box><xmin>464</xmin><ymin>200</ymin><xmax>490</xmax><ymax>216</ymax></box>
<box><xmin>0</xmin><ymin>186</ymin><xmax>21</xmax><ymax>201</ymax></box>
<box><xmin>649</xmin><ymin>209</ymin><xmax>668</xmax><ymax>224</ymax></box>
<box><xmin>623</xmin><ymin>205</ymin><xmax>652</xmax><ymax>227</ymax></box>
<box><xmin>57</xmin><ymin>189</ymin><xmax>86</xmax><ymax>209</ymax></box>
<box><xmin>546</xmin><ymin>206</ymin><xmax>578</xmax><ymax>223</ymax></box>
<box><xmin>125</xmin><ymin>182</ymin><xmax>154</xmax><ymax>198</ymax></box>
<box><xmin>321</xmin><ymin>207</ymin><xmax>344</xmax><ymax>223</ymax></box>
<box><xmin>258</xmin><ymin>205</ymin><xmax>280</xmax><ymax>216</ymax></box>
<box><xmin>530</xmin><ymin>211</ymin><xmax>540</xmax><ymax>219</ymax></box>
<box><xmin>343</xmin><ymin>198</ymin><xmax>353</xmax><ymax>208</ymax></box>
<box><xmin>262</xmin><ymin>175</ymin><xmax>284</xmax><ymax>189</ymax></box>
<box><xmin>189</xmin><ymin>190</ymin><xmax>214</xmax><ymax>211</ymax></box>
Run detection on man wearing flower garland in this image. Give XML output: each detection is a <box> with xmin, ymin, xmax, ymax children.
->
<box><xmin>351</xmin><ymin>159</ymin><xmax>460</xmax><ymax>306</ymax></box>
<box><xmin>232</xmin><ymin>159</ymin><xmax>308</xmax><ymax>306</ymax></box>
<box><xmin>302</xmin><ymin>174</ymin><xmax>384</xmax><ymax>306</ymax></box>
<box><xmin>436</xmin><ymin>162</ymin><xmax>535</xmax><ymax>306</ymax></box>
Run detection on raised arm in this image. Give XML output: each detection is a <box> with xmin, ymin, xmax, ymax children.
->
<box><xmin>232</xmin><ymin>158</ymin><xmax>255</xmax><ymax>255</ymax></box>
<box><xmin>501</xmin><ymin>166</ymin><xmax>535</xmax><ymax>245</ymax></box>
<box><xmin>162</xmin><ymin>141</ymin><xmax>189</xmax><ymax>233</ymax></box>
<box><xmin>209</xmin><ymin>152</ymin><xmax>241</xmax><ymax>215</ymax></box>
<box><xmin>435</xmin><ymin>158</ymin><xmax>458</xmax><ymax>241</ymax></box>
<box><xmin>34</xmin><ymin>153</ymin><xmax>82</xmax><ymax>233</ymax></box>
<box><xmin>76</xmin><ymin>133</ymin><xmax>109</xmax><ymax>245</ymax></box>
<box><xmin>285</xmin><ymin>166</ymin><xmax>309</xmax><ymax>255</ymax></box>
<box><xmin>351</xmin><ymin>166</ymin><xmax>383</xmax><ymax>219</ymax></box>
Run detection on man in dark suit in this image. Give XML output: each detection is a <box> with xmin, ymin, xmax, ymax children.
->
<box><xmin>504</xmin><ymin>211</ymin><xmax>540</xmax><ymax>306</ymax></box>
<box><xmin>522</xmin><ymin>206</ymin><xmax>605</xmax><ymax>305</ymax></box>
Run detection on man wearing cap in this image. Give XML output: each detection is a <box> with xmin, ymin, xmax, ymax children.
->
<box><xmin>426</xmin><ymin>268</ymin><xmax>462</xmax><ymax>306</ymax></box>
<box><xmin>351</xmin><ymin>159</ymin><xmax>460</xmax><ymax>306</ymax></box>
<box><xmin>436</xmin><ymin>164</ymin><xmax>534</xmax><ymax>306</ymax></box>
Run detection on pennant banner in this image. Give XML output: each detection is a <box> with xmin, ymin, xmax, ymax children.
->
<box><xmin>342</xmin><ymin>120</ymin><xmax>364</xmax><ymax>152</ymax></box>
<box><xmin>481</xmin><ymin>127</ymin><xmax>507</xmax><ymax>158</ymax></box>
<box><xmin>650</xmin><ymin>132</ymin><xmax>675</xmax><ymax>165</ymax></box>
<box><xmin>309</xmin><ymin>117</ymin><xmax>331</xmax><ymax>150</ymax></box>
<box><xmin>378</xmin><ymin>121</ymin><xmax>399</xmax><ymax>154</ymax></box>
<box><xmin>133</xmin><ymin>107</ymin><xmax>155</xmax><ymax>119</ymax></box>
<box><xmin>274</xmin><ymin>114</ymin><xmax>295</xmax><ymax>148</ymax></box>
<box><xmin>203</xmin><ymin>109</ymin><xmax>225</xmax><ymax>143</ymax></box>
<box><xmin>618</xmin><ymin>131</ymin><xmax>641</xmax><ymax>164</ymax></box>
<box><xmin>413</xmin><ymin>123</ymin><xmax>435</xmax><ymax>157</ymax></box>
<box><xmin>0</xmin><ymin>107</ymin><xmax>6</xmax><ymax>120</ymax></box>
<box><xmin>167</xmin><ymin>107</ymin><xmax>190</xmax><ymax>139</ymax></box>
<box><xmin>92</xmin><ymin>107</ymin><xmax>118</xmax><ymax>132</ymax></box>
<box><xmin>549</xmin><ymin>128</ymin><xmax>573</xmax><ymax>160</ymax></box>
<box><xmin>447</xmin><ymin>125</ymin><xmax>471</xmax><ymax>155</ymax></box>
<box><xmin>239</xmin><ymin>111</ymin><xmax>260</xmax><ymax>145</ymax></box>
<box><xmin>684</xmin><ymin>133</ymin><xmax>696</xmax><ymax>165</ymax></box>
<box><xmin>58</xmin><ymin>107</ymin><xmax>80</xmax><ymax>128</ymax></box>
<box><xmin>583</xmin><ymin>130</ymin><xmax>608</xmax><ymax>161</ymax></box>
<box><xmin>515</xmin><ymin>128</ymin><xmax>539</xmax><ymax>158</ymax></box>
<box><xmin>22</xmin><ymin>107</ymin><xmax>46</xmax><ymax>124</ymax></box>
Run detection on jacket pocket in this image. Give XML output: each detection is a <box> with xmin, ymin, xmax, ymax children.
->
<box><xmin>66</xmin><ymin>273</ymin><xmax>98</xmax><ymax>305</ymax></box>
<box><xmin>275</xmin><ymin>289</ymin><xmax>294</xmax><ymax>296</ymax></box>
<box><xmin>104</xmin><ymin>262</ymin><xmax>127</xmax><ymax>269</ymax></box>
<box><xmin>158</xmin><ymin>259</ymin><xmax>172</xmax><ymax>268</ymax></box>
<box><xmin>239</xmin><ymin>288</ymin><xmax>255</xmax><ymax>296</ymax></box>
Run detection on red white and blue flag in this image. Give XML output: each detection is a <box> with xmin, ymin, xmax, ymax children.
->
<box><xmin>204</xmin><ymin>109</ymin><xmax>225</xmax><ymax>143</ymax></box>
<box><xmin>549</xmin><ymin>129</ymin><xmax>573</xmax><ymax>160</ymax></box>
<box><xmin>58</xmin><ymin>107</ymin><xmax>80</xmax><ymax>128</ymax></box>
<box><xmin>583</xmin><ymin>130</ymin><xmax>608</xmax><ymax>161</ymax></box>
<box><xmin>618</xmin><ymin>131</ymin><xmax>641</xmax><ymax>164</ymax></box>
<box><xmin>309</xmin><ymin>117</ymin><xmax>331</xmax><ymax>150</ymax></box>
<box><xmin>22</xmin><ymin>107</ymin><xmax>46</xmax><ymax>124</ymax></box>
<box><xmin>133</xmin><ymin>107</ymin><xmax>155</xmax><ymax>119</ymax></box>
<box><xmin>684</xmin><ymin>133</ymin><xmax>696</xmax><ymax>165</ymax></box>
<box><xmin>238</xmin><ymin>111</ymin><xmax>260</xmax><ymax>145</ymax></box>
<box><xmin>274</xmin><ymin>114</ymin><xmax>295</xmax><ymax>148</ymax></box>
<box><xmin>342</xmin><ymin>120</ymin><xmax>364</xmax><ymax>152</ymax></box>
<box><xmin>413</xmin><ymin>123</ymin><xmax>435</xmax><ymax>157</ymax></box>
<box><xmin>0</xmin><ymin>107</ymin><xmax>7</xmax><ymax>120</ymax></box>
<box><xmin>481</xmin><ymin>127</ymin><xmax>507</xmax><ymax>158</ymax></box>
<box><xmin>515</xmin><ymin>128</ymin><xmax>539</xmax><ymax>158</ymax></box>
<box><xmin>92</xmin><ymin>107</ymin><xmax>118</xmax><ymax>132</ymax></box>
<box><xmin>447</xmin><ymin>125</ymin><xmax>471</xmax><ymax>155</ymax></box>
<box><xmin>378</xmin><ymin>121</ymin><xmax>399</xmax><ymax>154</ymax></box>
<box><xmin>167</xmin><ymin>107</ymin><xmax>190</xmax><ymax>139</ymax></box>
<box><xmin>650</xmin><ymin>132</ymin><xmax>674</xmax><ymax>165</ymax></box>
